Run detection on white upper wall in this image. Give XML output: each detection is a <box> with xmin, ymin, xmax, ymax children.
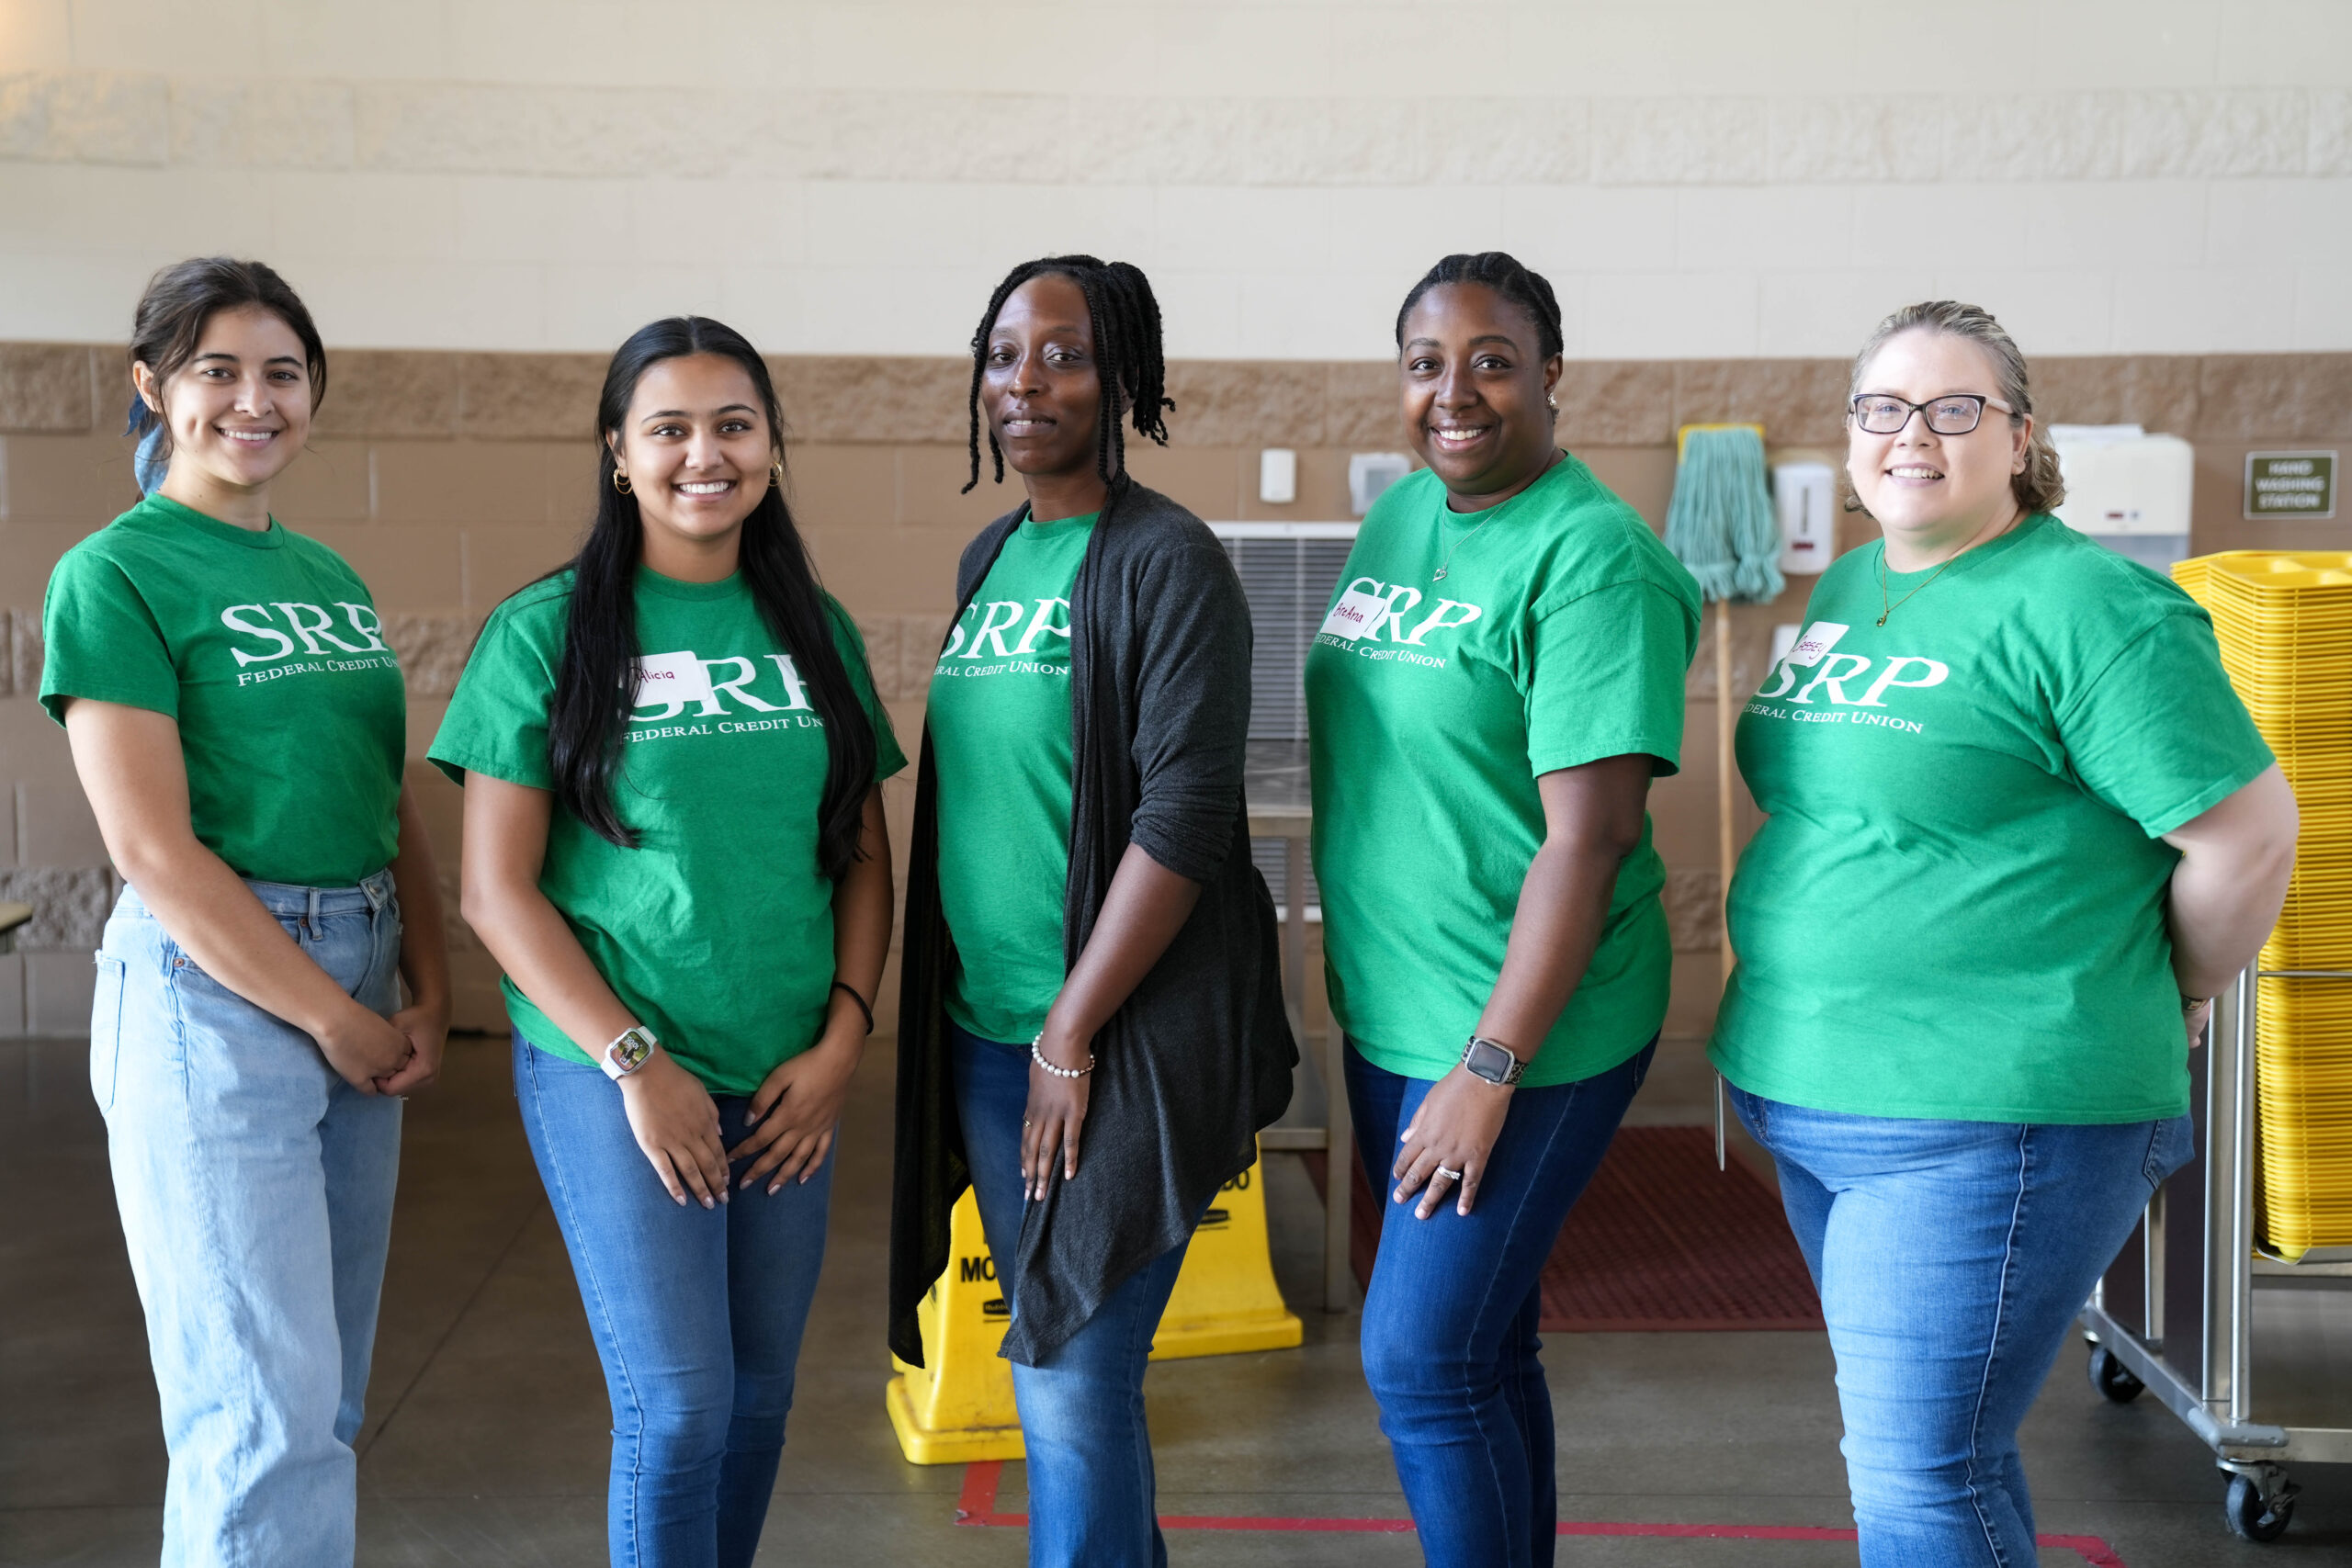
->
<box><xmin>3</xmin><ymin>0</ymin><xmax>2348</xmax><ymax>360</ymax></box>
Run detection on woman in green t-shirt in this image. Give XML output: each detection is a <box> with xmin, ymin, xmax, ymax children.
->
<box><xmin>888</xmin><ymin>256</ymin><xmax>1295</xmax><ymax>1568</ymax></box>
<box><xmin>1305</xmin><ymin>252</ymin><xmax>1701</xmax><ymax>1565</ymax></box>
<box><xmin>43</xmin><ymin>257</ymin><xmax>450</xmax><ymax>1565</ymax></box>
<box><xmin>1711</xmin><ymin>300</ymin><xmax>2298</xmax><ymax>1564</ymax></box>
<box><xmin>431</xmin><ymin>317</ymin><xmax>905</xmax><ymax>1568</ymax></box>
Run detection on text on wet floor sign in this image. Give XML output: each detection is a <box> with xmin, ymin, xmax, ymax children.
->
<box><xmin>886</xmin><ymin>1146</ymin><xmax>1304</xmax><ymax>1464</ymax></box>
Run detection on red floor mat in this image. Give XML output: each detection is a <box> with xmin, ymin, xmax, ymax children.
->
<box><xmin>1304</xmin><ymin>1126</ymin><xmax>1823</xmax><ymax>1331</ymax></box>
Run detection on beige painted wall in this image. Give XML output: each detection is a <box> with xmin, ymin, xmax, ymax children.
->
<box><xmin>4</xmin><ymin>342</ymin><xmax>2346</xmax><ymax>1040</ymax></box>
<box><xmin>3</xmin><ymin>1</ymin><xmax>2350</xmax><ymax>358</ymax></box>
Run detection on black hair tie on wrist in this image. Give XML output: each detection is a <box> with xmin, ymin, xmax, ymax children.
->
<box><xmin>831</xmin><ymin>980</ymin><xmax>875</xmax><ymax>1035</ymax></box>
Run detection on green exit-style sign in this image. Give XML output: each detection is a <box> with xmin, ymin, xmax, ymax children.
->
<box><xmin>2245</xmin><ymin>451</ymin><xmax>2337</xmax><ymax>519</ymax></box>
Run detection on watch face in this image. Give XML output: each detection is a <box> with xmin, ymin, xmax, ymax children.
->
<box><xmin>612</xmin><ymin>1030</ymin><xmax>652</xmax><ymax>1071</ymax></box>
<box><xmin>1465</xmin><ymin>1038</ymin><xmax>1515</xmax><ymax>1083</ymax></box>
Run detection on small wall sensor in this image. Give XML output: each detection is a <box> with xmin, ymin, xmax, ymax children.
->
<box><xmin>1259</xmin><ymin>448</ymin><xmax>1298</xmax><ymax>505</ymax></box>
<box><xmin>1349</xmin><ymin>453</ymin><xmax>1412</xmax><ymax>516</ymax></box>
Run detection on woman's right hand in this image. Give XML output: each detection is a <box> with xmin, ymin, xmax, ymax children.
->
<box><xmin>312</xmin><ymin>1002</ymin><xmax>415</xmax><ymax>1093</ymax></box>
<box><xmin>617</xmin><ymin>1049</ymin><xmax>730</xmax><ymax>1209</ymax></box>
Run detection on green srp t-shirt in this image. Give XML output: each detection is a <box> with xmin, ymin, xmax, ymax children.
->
<box><xmin>927</xmin><ymin>511</ymin><xmax>1098</xmax><ymax>1043</ymax></box>
<box><xmin>1306</xmin><ymin>457</ymin><xmax>1702</xmax><ymax>1088</ymax></box>
<box><xmin>1709</xmin><ymin>513</ymin><xmax>2275</xmax><ymax>1123</ymax></box>
<box><xmin>428</xmin><ymin>569</ymin><xmax>906</xmax><ymax>1096</ymax></box>
<box><xmin>40</xmin><ymin>493</ymin><xmax>406</xmax><ymax>887</ymax></box>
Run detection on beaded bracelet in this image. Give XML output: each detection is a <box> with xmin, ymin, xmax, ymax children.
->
<box><xmin>1030</xmin><ymin>1035</ymin><xmax>1094</xmax><ymax>1078</ymax></box>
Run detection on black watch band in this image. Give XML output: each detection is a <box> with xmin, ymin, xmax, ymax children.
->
<box><xmin>1461</xmin><ymin>1034</ymin><xmax>1526</xmax><ymax>1087</ymax></box>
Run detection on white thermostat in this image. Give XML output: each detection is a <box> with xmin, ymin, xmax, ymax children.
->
<box><xmin>1348</xmin><ymin>453</ymin><xmax>1413</xmax><ymax>516</ymax></box>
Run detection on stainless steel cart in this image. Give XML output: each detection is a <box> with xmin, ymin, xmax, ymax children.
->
<box><xmin>2078</xmin><ymin>964</ymin><xmax>2352</xmax><ymax>1542</ymax></box>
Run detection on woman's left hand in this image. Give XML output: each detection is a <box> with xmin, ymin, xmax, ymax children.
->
<box><xmin>1394</xmin><ymin>1066</ymin><xmax>1513</xmax><ymax>1218</ymax></box>
<box><xmin>2185</xmin><ymin>996</ymin><xmax>2215</xmax><ymax>1054</ymax></box>
<box><xmin>1023</xmin><ymin>1022</ymin><xmax>1094</xmax><ymax>1201</ymax></box>
<box><xmin>730</xmin><ymin>1032</ymin><xmax>859</xmax><ymax>1194</ymax></box>
<box><xmin>373</xmin><ymin>998</ymin><xmax>450</xmax><ymax>1097</ymax></box>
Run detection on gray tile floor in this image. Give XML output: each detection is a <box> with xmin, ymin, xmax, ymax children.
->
<box><xmin>5</xmin><ymin>1033</ymin><xmax>2348</xmax><ymax>1566</ymax></box>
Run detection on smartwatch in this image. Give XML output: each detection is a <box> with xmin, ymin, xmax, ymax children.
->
<box><xmin>1460</xmin><ymin>1034</ymin><xmax>1526</xmax><ymax>1088</ymax></box>
<box><xmin>601</xmin><ymin>1024</ymin><xmax>659</xmax><ymax>1082</ymax></box>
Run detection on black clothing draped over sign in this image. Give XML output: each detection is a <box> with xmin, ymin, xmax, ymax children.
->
<box><xmin>889</xmin><ymin>478</ymin><xmax>1296</xmax><ymax>1367</ymax></box>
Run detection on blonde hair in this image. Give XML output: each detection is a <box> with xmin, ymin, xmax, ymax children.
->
<box><xmin>1845</xmin><ymin>299</ymin><xmax>2064</xmax><ymax>515</ymax></box>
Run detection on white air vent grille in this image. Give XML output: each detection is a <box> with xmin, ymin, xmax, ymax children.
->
<box><xmin>1212</xmin><ymin>523</ymin><xmax>1356</xmax><ymax>915</ymax></box>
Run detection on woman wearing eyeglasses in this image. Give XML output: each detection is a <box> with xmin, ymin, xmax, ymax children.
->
<box><xmin>1710</xmin><ymin>300</ymin><xmax>2297</xmax><ymax>1565</ymax></box>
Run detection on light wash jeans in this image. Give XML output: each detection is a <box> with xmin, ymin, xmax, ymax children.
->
<box><xmin>950</xmin><ymin>1022</ymin><xmax>1197</xmax><ymax>1568</ymax></box>
<box><xmin>1346</xmin><ymin>1036</ymin><xmax>1655</xmax><ymax>1568</ymax></box>
<box><xmin>95</xmin><ymin>870</ymin><xmax>404</xmax><ymax>1568</ymax></box>
<box><xmin>513</xmin><ymin>1035</ymin><xmax>834</xmax><ymax>1568</ymax></box>
<box><xmin>1729</xmin><ymin>1087</ymin><xmax>2195</xmax><ymax>1568</ymax></box>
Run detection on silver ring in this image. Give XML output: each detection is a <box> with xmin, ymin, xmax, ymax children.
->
<box><xmin>1435</xmin><ymin>1165</ymin><xmax>1463</xmax><ymax>1182</ymax></box>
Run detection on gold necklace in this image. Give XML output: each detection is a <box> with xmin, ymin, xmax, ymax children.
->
<box><xmin>1874</xmin><ymin>512</ymin><xmax>2012</xmax><ymax>626</ymax></box>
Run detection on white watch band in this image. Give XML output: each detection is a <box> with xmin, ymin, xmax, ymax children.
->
<box><xmin>601</xmin><ymin>1024</ymin><xmax>658</xmax><ymax>1081</ymax></box>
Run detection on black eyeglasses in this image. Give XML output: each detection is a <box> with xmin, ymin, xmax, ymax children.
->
<box><xmin>1849</xmin><ymin>393</ymin><xmax>2013</xmax><ymax>435</ymax></box>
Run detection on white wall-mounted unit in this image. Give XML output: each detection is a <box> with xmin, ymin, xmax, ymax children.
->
<box><xmin>2052</xmin><ymin>425</ymin><xmax>2197</xmax><ymax>571</ymax></box>
<box><xmin>1348</xmin><ymin>454</ymin><xmax>1412</xmax><ymax>516</ymax></box>
<box><xmin>1771</xmin><ymin>461</ymin><xmax>1837</xmax><ymax>576</ymax></box>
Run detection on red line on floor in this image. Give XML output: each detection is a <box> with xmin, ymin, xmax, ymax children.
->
<box><xmin>950</xmin><ymin>1462</ymin><xmax>2131</xmax><ymax>1564</ymax></box>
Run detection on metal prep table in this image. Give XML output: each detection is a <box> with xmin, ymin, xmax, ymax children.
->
<box><xmin>2078</xmin><ymin>964</ymin><xmax>2352</xmax><ymax>1542</ymax></box>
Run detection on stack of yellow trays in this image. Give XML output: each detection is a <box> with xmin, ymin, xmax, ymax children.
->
<box><xmin>2174</xmin><ymin>551</ymin><xmax>2352</xmax><ymax>1259</ymax></box>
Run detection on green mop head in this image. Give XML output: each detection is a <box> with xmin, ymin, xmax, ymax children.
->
<box><xmin>1665</xmin><ymin>424</ymin><xmax>1785</xmax><ymax>605</ymax></box>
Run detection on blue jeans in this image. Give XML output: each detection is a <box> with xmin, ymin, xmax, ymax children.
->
<box><xmin>1346</xmin><ymin>1037</ymin><xmax>1655</xmax><ymax>1568</ymax></box>
<box><xmin>950</xmin><ymin>1022</ymin><xmax>1195</xmax><ymax>1568</ymax></box>
<box><xmin>94</xmin><ymin>871</ymin><xmax>404</xmax><ymax>1568</ymax></box>
<box><xmin>513</xmin><ymin>1036</ymin><xmax>834</xmax><ymax>1568</ymax></box>
<box><xmin>1729</xmin><ymin>1088</ymin><xmax>2195</xmax><ymax>1567</ymax></box>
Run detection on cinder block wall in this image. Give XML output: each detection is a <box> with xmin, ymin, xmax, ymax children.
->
<box><xmin>4</xmin><ymin>344</ymin><xmax>2346</xmax><ymax>1043</ymax></box>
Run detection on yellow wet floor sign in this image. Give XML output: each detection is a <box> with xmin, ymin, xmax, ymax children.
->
<box><xmin>886</xmin><ymin>1146</ymin><xmax>1303</xmax><ymax>1464</ymax></box>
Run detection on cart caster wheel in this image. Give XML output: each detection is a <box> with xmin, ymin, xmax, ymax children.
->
<box><xmin>2225</xmin><ymin>1472</ymin><xmax>2298</xmax><ymax>1542</ymax></box>
<box><xmin>2086</xmin><ymin>1345</ymin><xmax>2143</xmax><ymax>1404</ymax></box>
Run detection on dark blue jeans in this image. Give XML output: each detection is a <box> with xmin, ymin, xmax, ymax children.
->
<box><xmin>1346</xmin><ymin>1037</ymin><xmax>1654</xmax><ymax>1568</ymax></box>
<box><xmin>950</xmin><ymin>1021</ymin><xmax>1195</xmax><ymax>1568</ymax></box>
<box><xmin>513</xmin><ymin>1036</ymin><xmax>834</xmax><ymax>1568</ymax></box>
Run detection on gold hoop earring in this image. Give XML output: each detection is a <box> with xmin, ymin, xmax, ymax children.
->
<box><xmin>770</xmin><ymin>459</ymin><xmax>785</xmax><ymax>489</ymax></box>
<box><xmin>612</xmin><ymin>469</ymin><xmax>631</xmax><ymax>496</ymax></box>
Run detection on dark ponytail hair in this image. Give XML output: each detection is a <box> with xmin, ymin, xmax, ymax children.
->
<box><xmin>543</xmin><ymin>316</ymin><xmax>876</xmax><ymax>878</ymax></box>
<box><xmin>1394</xmin><ymin>251</ymin><xmax>1565</xmax><ymax>360</ymax></box>
<box><xmin>127</xmin><ymin>257</ymin><xmax>328</xmax><ymax>458</ymax></box>
<box><xmin>963</xmin><ymin>254</ymin><xmax>1173</xmax><ymax>494</ymax></box>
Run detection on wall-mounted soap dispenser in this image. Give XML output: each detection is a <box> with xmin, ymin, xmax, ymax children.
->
<box><xmin>1771</xmin><ymin>461</ymin><xmax>1836</xmax><ymax>576</ymax></box>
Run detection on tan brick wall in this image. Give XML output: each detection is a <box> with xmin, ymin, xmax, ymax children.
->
<box><xmin>5</xmin><ymin>344</ymin><xmax>2348</xmax><ymax>1038</ymax></box>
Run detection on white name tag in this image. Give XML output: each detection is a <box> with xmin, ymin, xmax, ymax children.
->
<box><xmin>1782</xmin><ymin>621</ymin><xmax>1850</xmax><ymax>668</ymax></box>
<box><xmin>630</xmin><ymin>649</ymin><xmax>714</xmax><ymax>716</ymax></box>
<box><xmin>1318</xmin><ymin>588</ymin><xmax>1391</xmax><ymax>643</ymax></box>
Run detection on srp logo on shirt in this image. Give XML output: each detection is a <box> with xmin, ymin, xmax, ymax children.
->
<box><xmin>1747</xmin><ymin>620</ymin><xmax>1951</xmax><ymax>733</ymax></box>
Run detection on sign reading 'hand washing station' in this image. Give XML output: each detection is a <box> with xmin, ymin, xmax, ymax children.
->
<box><xmin>2245</xmin><ymin>451</ymin><xmax>2337</xmax><ymax>520</ymax></box>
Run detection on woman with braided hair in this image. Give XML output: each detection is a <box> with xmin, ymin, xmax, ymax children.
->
<box><xmin>889</xmin><ymin>256</ymin><xmax>1295</xmax><ymax>1567</ymax></box>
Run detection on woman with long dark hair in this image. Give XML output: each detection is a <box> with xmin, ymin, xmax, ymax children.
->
<box><xmin>888</xmin><ymin>256</ymin><xmax>1295</xmax><ymax>1567</ymax></box>
<box><xmin>431</xmin><ymin>317</ymin><xmax>904</xmax><ymax>1568</ymax></box>
<box><xmin>1306</xmin><ymin>251</ymin><xmax>1701</xmax><ymax>1566</ymax></box>
<box><xmin>44</xmin><ymin>256</ymin><xmax>449</xmax><ymax>1565</ymax></box>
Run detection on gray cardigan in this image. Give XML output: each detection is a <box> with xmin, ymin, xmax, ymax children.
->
<box><xmin>889</xmin><ymin>478</ymin><xmax>1297</xmax><ymax>1366</ymax></box>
